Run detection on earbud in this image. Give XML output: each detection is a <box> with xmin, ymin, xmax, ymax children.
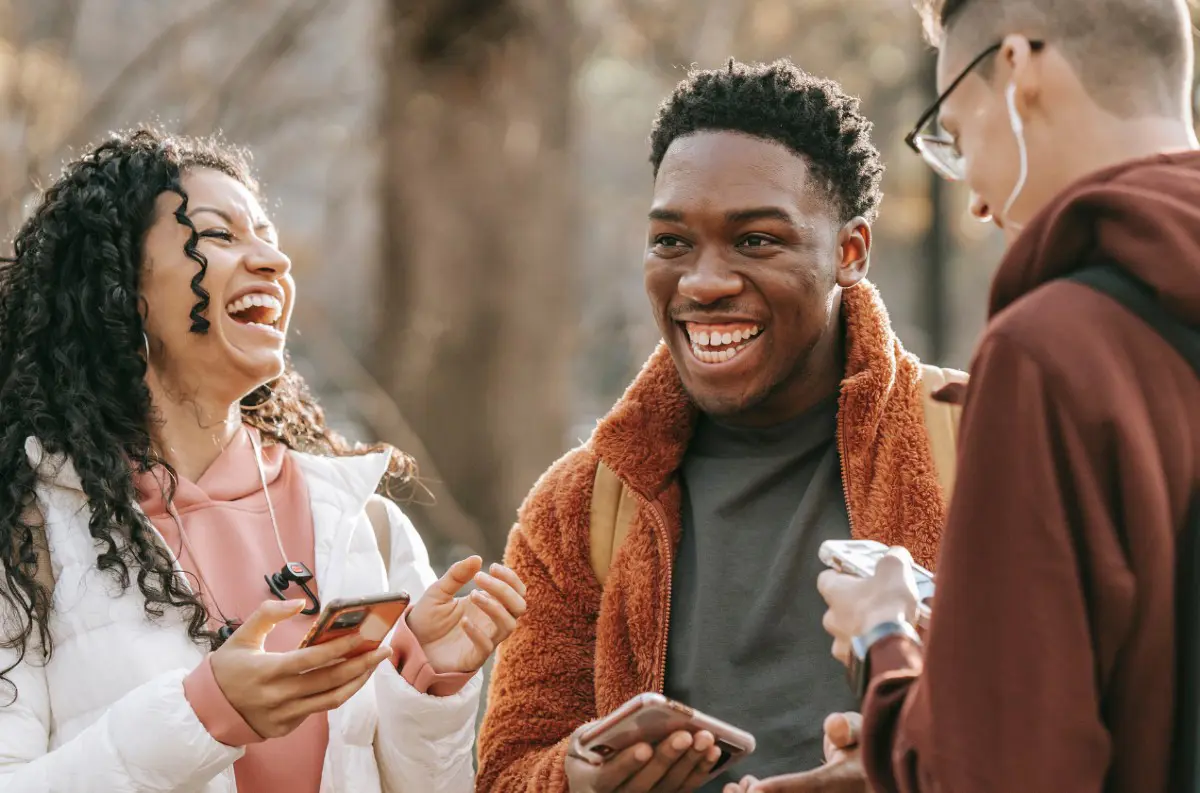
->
<box><xmin>265</xmin><ymin>561</ymin><xmax>321</xmax><ymax>615</ymax></box>
<box><xmin>1000</xmin><ymin>79</ymin><xmax>1029</xmax><ymax>231</ymax></box>
<box><xmin>217</xmin><ymin>621</ymin><xmax>241</xmax><ymax>643</ymax></box>
<box><xmin>1005</xmin><ymin>82</ymin><xmax>1024</xmax><ymax>134</ymax></box>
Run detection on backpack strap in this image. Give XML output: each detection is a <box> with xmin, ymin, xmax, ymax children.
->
<box><xmin>1061</xmin><ymin>260</ymin><xmax>1199</xmax><ymax>791</ymax></box>
<box><xmin>1067</xmin><ymin>263</ymin><xmax>1200</xmax><ymax>370</ymax></box>
<box><xmin>919</xmin><ymin>363</ymin><xmax>968</xmax><ymax>500</ymax></box>
<box><xmin>589</xmin><ymin>461</ymin><xmax>637</xmax><ymax>586</ymax></box>
<box><xmin>365</xmin><ymin>494</ymin><xmax>393</xmax><ymax>579</ymax></box>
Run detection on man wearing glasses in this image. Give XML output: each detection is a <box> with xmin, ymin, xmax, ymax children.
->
<box><xmin>762</xmin><ymin>1</ymin><xmax>1199</xmax><ymax>793</ymax></box>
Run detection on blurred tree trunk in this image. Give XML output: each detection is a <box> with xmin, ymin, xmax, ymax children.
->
<box><xmin>376</xmin><ymin>0</ymin><xmax>578</xmax><ymax>562</ymax></box>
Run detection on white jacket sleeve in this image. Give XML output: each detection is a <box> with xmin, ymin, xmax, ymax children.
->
<box><xmin>0</xmin><ymin>651</ymin><xmax>241</xmax><ymax>793</ymax></box>
<box><xmin>371</xmin><ymin>497</ymin><xmax>480</xmax><ymax>793</ymax></box>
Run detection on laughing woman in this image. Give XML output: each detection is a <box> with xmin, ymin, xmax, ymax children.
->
<box><xmin>0</xmin><ymin>129</ymin><xmax>526</xmax><ymax>793</ymax></box>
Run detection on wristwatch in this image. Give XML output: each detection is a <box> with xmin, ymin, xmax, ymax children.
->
<box><xmin>847</xmin><ymin>619</ymin><xmax>921</xmax><ymax>702</ymax></box>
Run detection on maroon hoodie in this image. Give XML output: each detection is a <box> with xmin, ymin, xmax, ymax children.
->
<box><xmin>861</xmin><ymin>152</ymin><xmax>1200</xmax><ymax>793</ymax></box>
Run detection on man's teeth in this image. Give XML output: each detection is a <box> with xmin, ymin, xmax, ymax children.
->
<box><xmin>688</xmin><ymin>325</ymin><xmax>761</xmax><ymax>347</ymax></box>
<box><xmin>694</xmin><ymin>345</ymin><xmax>747</xmax><ymax>363</ymax></box>
<box><xmin>224</xmin><ymin>293</ymin><xmax>283</xmax><ymax>325</ymax></box>
<box><xmin>686</xmin><ymin>324</ymin><xmax>763</xmax><ymax>364</ymax></box>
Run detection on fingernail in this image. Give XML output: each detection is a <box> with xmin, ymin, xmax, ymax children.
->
<box><xmin>673</xmin><ymin>733</ymin><xmax>691</xmax><ymax>750</ymax></box>
<box><xmin>634</xmin><ymin>744</ymin><xmax>652</xmax><ymax>762</ymax></box>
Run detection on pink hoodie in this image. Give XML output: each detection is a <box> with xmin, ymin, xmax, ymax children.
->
<box><xmin>136</xmin><ymin>427</ymin><xmax>468</xmax><ymax>793</ymax></box>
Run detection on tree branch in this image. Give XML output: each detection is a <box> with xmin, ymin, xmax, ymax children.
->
<box><xmin>55</xmin><ymin>0</ymin><xmax>242</xmax><ymax>151</ymax></box>
<box><xmin>0</xmin><ymin>0</ymin><xmax>243</xmax><ymax>206</ymax></box>
<box><xmin>183</xmin><ymin>0</ymin><xmax>336</xmax><ymax>134</ymax></box>
<box><xmin>292</xmin><ymin>304</ymin><xmax>492</xmax><ymax>555</ymax></box>
<box><xmin>49</xmin><ymin>0</ymin><xmax>85</xmax><ymax>62</ymax></box>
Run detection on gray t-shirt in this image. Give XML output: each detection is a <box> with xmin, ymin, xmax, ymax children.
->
<box><xmin>664</xmin><ymin>396</ymin><xmax>856</xmax><ymax>790</ymax></box>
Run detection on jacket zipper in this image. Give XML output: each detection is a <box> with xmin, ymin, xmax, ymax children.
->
<box><xmin>629</xmin><ymin>401</ymin><xmax>851</xmax><ymax>693</ymax></box>
<box><xmin>634</xmin><ymin>492</ymin><xmax>674</xmax><ymax>694</ymax></box>
<box><xmin>836</xmin><ymin>403</ymin><xmax>856</xmax><ymax>535</ymax></box>
<box><xmin>638</xmin><ymin>406</ymin><xmax>850</xmax><ymax>692</ymax></box>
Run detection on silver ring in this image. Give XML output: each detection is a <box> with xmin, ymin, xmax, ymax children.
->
<box><xmin>845</xmin><ymin>718</ymin><xmax>860</xmax><ymax>747</ymax></box>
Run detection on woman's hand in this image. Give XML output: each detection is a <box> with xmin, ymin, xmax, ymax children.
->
<box><xmin>210</xmin><ymin>599</ymin><xmax>394</xmax><ymax>739</ymax></box>
<box><xmin>407</xmin><ymin>556</ymin><xmax>527</xmax><ymax>674</ymax></box>
<box><xmin>817</xmin><ymin>547</ymin><xmax>920</xmax><ymax>666</ymax></box>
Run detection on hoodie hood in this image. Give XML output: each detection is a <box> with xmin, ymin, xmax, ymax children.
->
<box><xmin>134</xmin><ymin>426</ymin><xmax>286</xmax><ymax>517</ymax></box>
<box><xmin>991</xmin><ymin>149</ymin><xmax>1200</xmax><ymax>326</ymax></box>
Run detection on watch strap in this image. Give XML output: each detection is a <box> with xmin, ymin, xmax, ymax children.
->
<box><xmin>848</xmin><ymin>619</ymin><xmax>921</xmax><ymax>701</ymax></box>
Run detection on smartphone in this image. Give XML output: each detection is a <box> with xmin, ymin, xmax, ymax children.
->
<box><xmin>298</xmin><ymin>591</ymin><xmax>411</xmax><ymax>658</ymax></box>
<box><xmin>819</xmin><ymin>539</ymin><xmax>934</xmax><ymax>626</ymax></box>
<box><xmin>575</xmin><ymin>693</ymin><xmax>755</xmax><ymax>780</ymax></box>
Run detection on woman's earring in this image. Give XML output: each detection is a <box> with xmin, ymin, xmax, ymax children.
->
<box><xmin>142</xmin><ymin>332</ymin><xmax>151</xmax><ymax>363</ymax></box>
<box><xmin>241</xmin><ymin>388</ymin><xmax>276</xmax><ymax>414</ymax></box>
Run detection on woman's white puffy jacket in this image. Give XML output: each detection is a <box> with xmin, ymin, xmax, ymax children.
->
<box><xmin>0</xmin><ymin>438</ymin><xmax>481</xmax><ymax>793</ymax></box>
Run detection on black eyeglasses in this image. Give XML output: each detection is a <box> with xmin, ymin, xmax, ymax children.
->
<box><xmin>905</xmin><ymin>40</ymin><xmax>1045</xmax><ymax>181</ymax></box>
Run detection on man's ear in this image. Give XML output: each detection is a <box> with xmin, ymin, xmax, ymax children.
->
<box><xmin>836</xmin><ymin>218</ymin><xmax>870</xmax><ymax>288</ymax></box>
<box><xmin>998</xmin><ymin>34</ymin><xmax>1043</xmax><ymax>107</ymax></box>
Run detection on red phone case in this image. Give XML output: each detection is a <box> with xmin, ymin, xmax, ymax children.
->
<box><xmin>298</xmin><ymin>591</ymin><xmax>410</xmax><ymax>657</ymax></box>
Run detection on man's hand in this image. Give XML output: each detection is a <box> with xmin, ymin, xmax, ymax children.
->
<box><xmin>565</xmin><ymin>721</ymin><xmax>722</xmax><ymax>793</ymax></box>
<box><xmin>817</xmin><ymin>546</ymin><xmax>920</xmax><ymax>665</ymax></box>
<box><xmin>722</xmin><ymin>713</ymin><xmax>866</xmax><ymax>793</ymax></box>
<box><xmin>821</xmin><ymin>712</ymin><xmax>861</xmax><ymax>766</ymax></box>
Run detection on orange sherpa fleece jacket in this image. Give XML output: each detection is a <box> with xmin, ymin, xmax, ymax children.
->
<box><xmin>477</xmin><ymin>281</ymin><xmax>950</xmax><ymax>792</ymax></box>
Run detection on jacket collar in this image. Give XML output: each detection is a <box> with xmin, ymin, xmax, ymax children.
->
<box><xmin>588</xmin><ymin>280</ymin><xmax>947</xmax><ymax>566</ymax></box>
<box><xmin>591</xmin><ymin>280</ymin><xmax>908</xmax><ymax>495</ymax></box>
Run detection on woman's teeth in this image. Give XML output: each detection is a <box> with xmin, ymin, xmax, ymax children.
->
<box><xmin>225</xmin><ymin>293</ymin><xmax>283</xmax><ymax>327</ymax></box>
<box><xmin>685</xmin><ymin>323</ymin><xmax>763</xmax><ymax>364</ymax></box>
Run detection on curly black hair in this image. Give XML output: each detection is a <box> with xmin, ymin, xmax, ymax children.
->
<box><xmin>649</xmin><ymin>58</ymin><xmax>885</xmax><ymax>223</ymax></box>
<box><xmin>0</xmin><ymin>128</ymin><xmax>414</xmax><ymax>701</ymax></box>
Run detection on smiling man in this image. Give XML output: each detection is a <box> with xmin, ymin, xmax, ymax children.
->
<box><xmin>477</xmin><ymin>59</ymin><xmax>963</xmax><ymax>793</ymax></box>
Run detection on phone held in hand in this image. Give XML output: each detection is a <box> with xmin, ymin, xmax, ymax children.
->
<box><xmin>575</xmin><ymin>693</ymin><xmax>756</xmax><ymax>780</ymax></box>
<box><xmin>819</xmin><ymin>539</ymin><xmax>934</xmax><ymax>627</ymax></box>
<box><xmin>298</xmin><ymin>591</ymin><xmax>411</xmax><ymax>658</ymax></box>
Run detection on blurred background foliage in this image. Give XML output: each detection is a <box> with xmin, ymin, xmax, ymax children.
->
<box><xmin>2</xmin><ymin>0</ymin><xmax>1195</xmax><ymax>566</ymax></box>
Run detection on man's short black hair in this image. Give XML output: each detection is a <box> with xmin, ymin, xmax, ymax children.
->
<box><xmin>649</xmin><ymin>59</ymin><xmax>884</xmax><ymax>224</ymax></box>
<box><xmin>917</xmin><ymin>0</ymin><xmax>1193</xmax><ymax>117</ymax></box>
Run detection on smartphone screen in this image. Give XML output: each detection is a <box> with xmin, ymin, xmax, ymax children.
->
<box><xmin>832</xmin><ymin>541</ymin><xmax>934</xmax><ymax>600</ymax></box>
<box><xmin>818</xmin><ymin>539</ymin><xmax>935</xmax><ymax>626</ymax></box>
